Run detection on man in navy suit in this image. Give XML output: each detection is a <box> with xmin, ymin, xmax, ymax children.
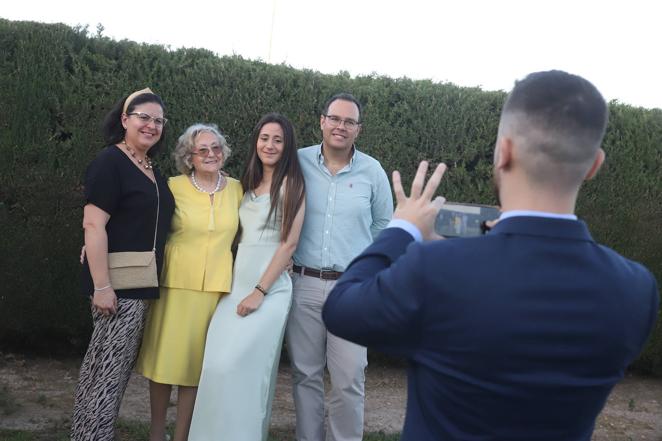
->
<box><xmin>322</xmin><ymin>70</ymin><xmax>659</xmax><ymax>441</ymax></box>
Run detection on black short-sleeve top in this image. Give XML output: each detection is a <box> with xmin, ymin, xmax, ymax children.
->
<box><xmin>81</xmin><ymin>145</ymin><xmax>175</xmax><ymax>299</ymax></box>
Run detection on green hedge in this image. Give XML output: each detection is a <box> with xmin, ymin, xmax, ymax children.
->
<box><xmin>0</xmin><ymin>19</ymin><xmax>660</xmax><ymax>374</ymax></box>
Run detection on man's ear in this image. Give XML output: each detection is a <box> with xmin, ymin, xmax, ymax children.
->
<box><xmin>320</xmin><ymin>114</ymin><xmax>325</xmax><ymax>131</ymax></box>
<box><xmin>494</xmin><ymin>136</ymin><xmax>513</xmax><ymax>171</ymax></box>
<box><xmin>584</xmin><ymin>147</ymin><xmax>605</xmax><ymax>181</ymax></box>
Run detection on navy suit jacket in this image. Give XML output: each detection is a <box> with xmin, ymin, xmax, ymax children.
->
<box><xmin>323</xmin><ymin>216</ymin><xmax>659</xmax><ymax>441</ymax></box>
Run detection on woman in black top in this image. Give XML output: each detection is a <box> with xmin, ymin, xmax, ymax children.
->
<box><xmin>71</xmin><ymin>88</ymin><xmax>175</xmax><ymax>441</ymax></box>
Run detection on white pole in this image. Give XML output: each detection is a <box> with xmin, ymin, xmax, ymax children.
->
<box><xmin>268</xmin><ymin>0</ymin><xmax>278</xmax><ymax>63</ymax></box>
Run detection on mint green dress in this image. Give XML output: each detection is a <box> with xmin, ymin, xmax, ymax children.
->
<box><xmin>189</xmin><ymin>192</ymin><xmax>292</xmax><ymax>441</ymax></box>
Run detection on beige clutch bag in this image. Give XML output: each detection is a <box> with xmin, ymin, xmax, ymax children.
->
<box><xmin>108</xmin><ymin>250</ymin><xmax>158</xmax><ymax>289</ymax></box>
<box><xmin>106</xmin><ymin>173</ymin><xmax>160</xmax><ymax>291</ymax></box>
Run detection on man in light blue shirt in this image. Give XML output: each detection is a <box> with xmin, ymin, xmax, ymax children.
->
<box><xmin>286</xmin><ymin>93</ymin><xmax>393</xmax><ymax>441</ymax></box>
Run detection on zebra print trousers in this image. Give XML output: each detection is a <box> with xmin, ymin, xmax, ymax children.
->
<box><xmin>71</xmin><ymin>298</ymin><xmax>147</xmax><ymax>441</ymax></box>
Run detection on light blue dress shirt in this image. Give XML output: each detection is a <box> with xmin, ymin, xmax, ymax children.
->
<box><xmin>294</xmin><ymin>144</ymin><xmax>394</xmax><ymax>271</ymax></box>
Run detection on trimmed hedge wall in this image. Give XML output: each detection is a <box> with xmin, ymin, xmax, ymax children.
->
<box><xmin>1</xmin><ymin>19</ymin><xmax>660</xmax><ymax>374</ymax></box>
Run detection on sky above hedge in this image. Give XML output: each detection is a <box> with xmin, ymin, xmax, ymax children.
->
<box><xmin>2</xmin><ymin>0</ymin><xmax>661</xmax><ymax>110</ymax></box>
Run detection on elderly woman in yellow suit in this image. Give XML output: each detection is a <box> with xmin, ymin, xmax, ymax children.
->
<box><xmin>136</xmin><ymin>123</ymin><xmax>243</xmax><ymax>441</ymax></box>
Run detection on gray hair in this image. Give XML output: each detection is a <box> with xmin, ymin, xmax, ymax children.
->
<box><xmin>173</xmin><ymin>123</ymin><xmax>231</xmax><ymax>175</ymax></box>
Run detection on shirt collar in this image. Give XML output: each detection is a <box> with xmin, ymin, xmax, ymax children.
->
<box><xmin>499</xmin><ymin>210</ymin><xmax>578</xmax><ymax>221</ymax></box>
<box><xmin>317</xmin><ymin>143</ymin><xmax>357</xmax><ymax>170</ymax></box>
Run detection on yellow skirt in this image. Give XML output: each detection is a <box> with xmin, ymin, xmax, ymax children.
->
<box><xmin>136</xmin><ymin>287</ymin><xmax>224</xmax><ymax>386</ymax></box>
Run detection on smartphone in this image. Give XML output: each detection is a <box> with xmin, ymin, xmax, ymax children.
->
<box><xmin>434</xmin><ymin>202</ymin><xmax>500</xmax><ymax>238</ymax></box>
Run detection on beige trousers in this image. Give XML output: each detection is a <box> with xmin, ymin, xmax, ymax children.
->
<box><xmin>286</xmin><ymin>273</ymin><xmax>368</xmax><ymax>441</ymax></box>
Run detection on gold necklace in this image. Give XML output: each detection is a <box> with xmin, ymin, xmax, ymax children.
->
<box><xmin>121</xmin><ymin>140</ymin><xmax>153</xmax><ymax>169</ymax></box>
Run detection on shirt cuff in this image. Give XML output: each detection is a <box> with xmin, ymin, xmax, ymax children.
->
<box><xmin>387</xmin><ymin>219</ymin><xmax>422</xmax><ymax>242</ymax></box>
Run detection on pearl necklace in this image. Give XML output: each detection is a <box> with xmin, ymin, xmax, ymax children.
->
<box><xmin>122</xmin><ymin>141</ymin><xmax>152</xmax><ymax>169</ymax></box>
<box><xmin>191</xmin><ymin>170</ymin><xmax>223</xmax><ymax>194</ymax></box>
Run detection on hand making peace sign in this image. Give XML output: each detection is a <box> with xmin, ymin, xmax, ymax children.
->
<box><xmin>392</xmin><ymin>161</ymin><xmax>448</xmax><ymax>240</ymax></box>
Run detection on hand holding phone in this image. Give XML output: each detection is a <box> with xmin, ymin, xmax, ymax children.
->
<box><xmin>434</xmin><ymin>202</ymin><xmax>500</xmax><ymax>238</ymax></box>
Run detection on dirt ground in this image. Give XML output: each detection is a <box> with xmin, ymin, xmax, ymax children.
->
<box><xmin>0</xmin><ymin>352</ymin><xmax>661</xmax><ymax>440</ymax></box>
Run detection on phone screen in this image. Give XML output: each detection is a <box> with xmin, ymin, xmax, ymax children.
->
<box><xmin>434</xmin><ymin>203</ymin><xmax>500</xmax><ymax>238</ymax></box>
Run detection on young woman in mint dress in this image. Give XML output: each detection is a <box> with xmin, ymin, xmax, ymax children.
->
<box><xmin>189</xmin><ymin>113</ymin><xmax>305</xmax><ymax>441</ymax></box>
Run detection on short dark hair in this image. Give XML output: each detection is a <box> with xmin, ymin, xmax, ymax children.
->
<box><xmin>503</xmin><ymin>70</ymin><xmax>608</xmax><ymax>162</ymax></box>
<box><xmin>102</xmin><ymin>92</ymin><xmax>167</xmax><ymax>157</ymax></box>
<box><xmin>322</xmin><ymin>93</ymin><xmax>363</xmax><ymax>122</ymax></box>
<box><xmin>500</xmin><ymin>70</ymin><xmax>608</xmax><ymax>187</ymax></box>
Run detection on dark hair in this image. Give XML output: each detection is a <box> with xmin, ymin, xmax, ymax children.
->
<box><xmin>241</xmin><ymin>113</ymin><xmax>305</xmax><ymax>242</ymax></box>
<box><xmin>502</xmin><ymin>70</ymin><xmax>608</xmax><ymax>164</ymax></box>
<box><xmin>102</xmin><ymin>92</ymin><xmax>167</xmax><ymax>157</ymax></box>
<box><xmin>322</xmin><ymin>92</ymin><xmax>363</xmax><ymax>122</ymax></box>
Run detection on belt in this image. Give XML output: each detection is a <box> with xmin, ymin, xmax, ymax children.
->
<box><xmin>293</xmin><ymin>265</ymin><xmax>343</xmax><ymax>281</ymax></box>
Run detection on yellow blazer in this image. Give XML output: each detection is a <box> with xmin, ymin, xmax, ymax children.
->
<box><xmin>161</xmin><ymin>174</ymin><xmax>243</xmax><ymax>292</ymax></box>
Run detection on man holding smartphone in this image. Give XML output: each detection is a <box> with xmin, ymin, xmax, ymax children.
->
<box><xmin>287</xmin><ymin>93</ymin><xmax>393</xmax><ymax>441</ymax></box>
<box><xmin>323</xmin><ymin>71</ymin><xmax>659</xmax><ymax>440</ymax></box>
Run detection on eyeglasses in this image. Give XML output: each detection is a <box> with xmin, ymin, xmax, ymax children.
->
<box><xmin>323</xmin><ymin>114</ymin><xmax>360</xmax><ymax>130</ymax></box>
<box><xmin>192</xmin><ymin>145</ymin><xmax>223</xmax><ymax>157</ymax></box>
<box><xmin>127</xmin><ymin>112</ymin><xmax>168</xmax><ymax>127</ymax></box>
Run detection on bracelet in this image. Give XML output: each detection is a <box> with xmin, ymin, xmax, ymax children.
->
<box><xmin>94</xmin><ymin>284</ymin><xmax>112</xmax><ymax>291</ymax></box>
<box><xmin>255</xmin><ymin>284</ymin><xmax>268</xmax><ymax>295</ymax></box>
